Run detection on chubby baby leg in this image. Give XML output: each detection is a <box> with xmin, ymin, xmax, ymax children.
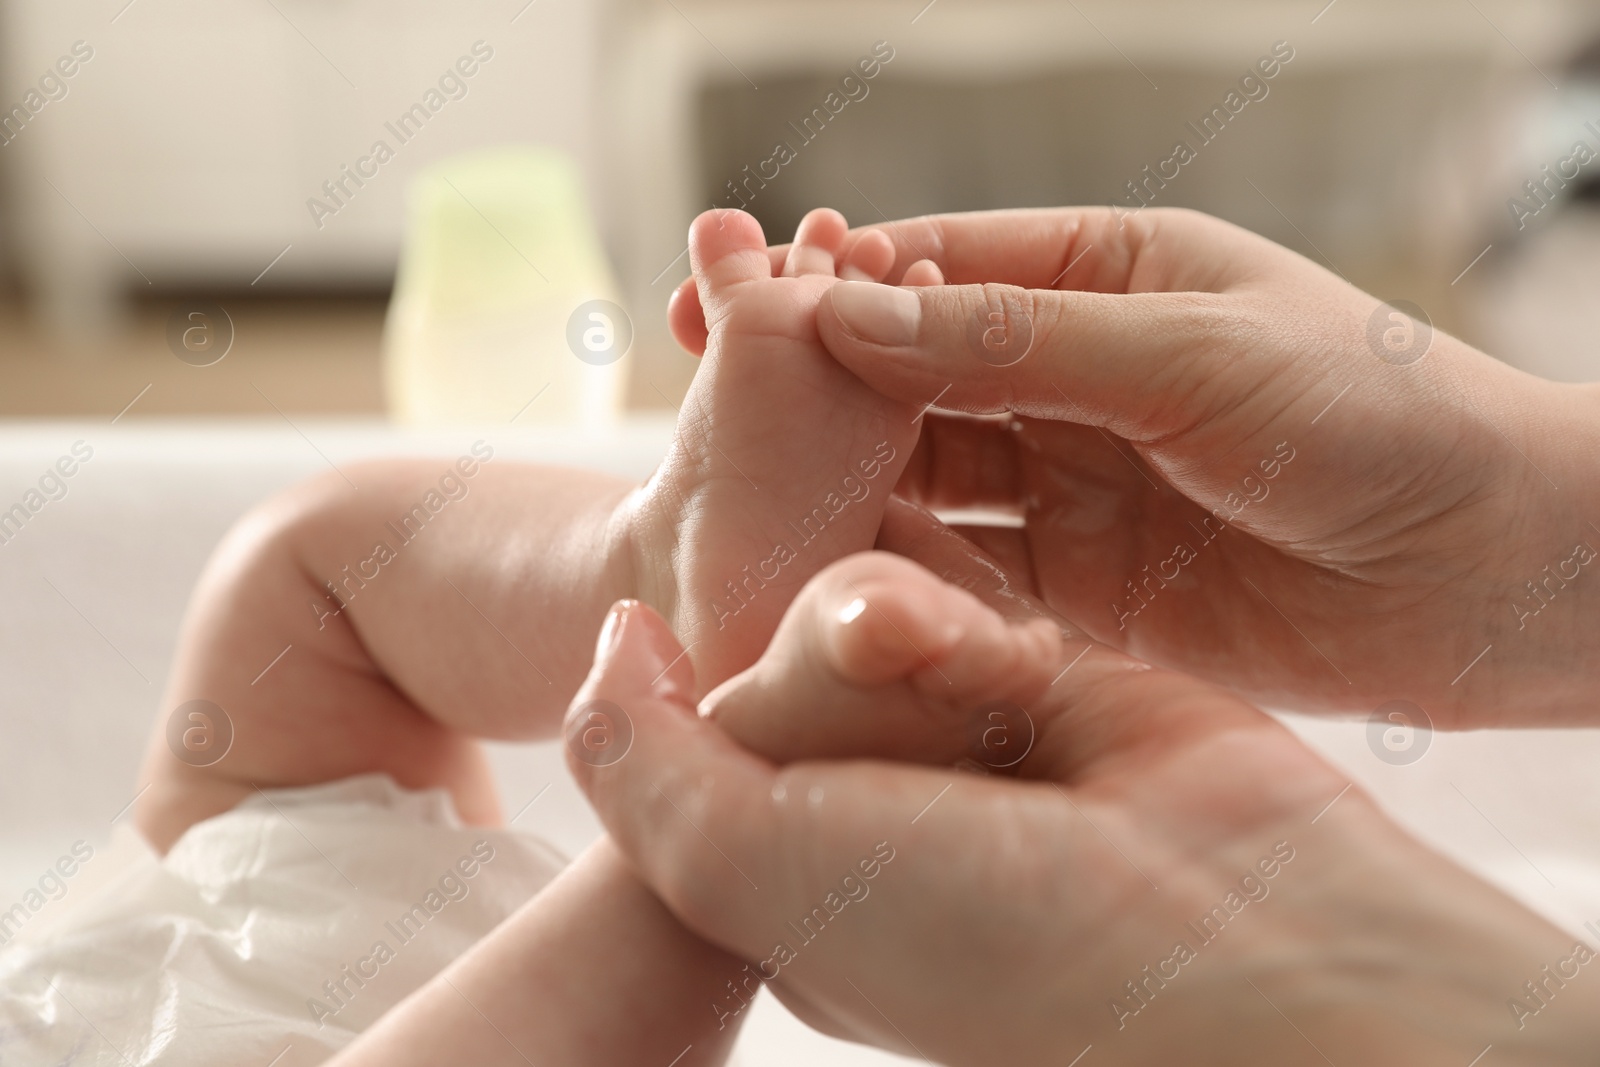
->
<box><xmin>137</xmin><ymin>458</ymin><xmax>639</xmax><ymax>851</ymax></box>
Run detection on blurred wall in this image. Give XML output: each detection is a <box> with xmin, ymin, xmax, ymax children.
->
<box><xmin>699</xmin><ymin>61</ymin><xmax>1492</xmax><ymax>305</ymax></box>
<box><xmin>4</xmin><ymin>0</ymin><xmax>1600</xmax><ymax>401</ymax></box>
<box><xmin>596</xmin><ymin>0</ymin><xmax>1600</xmax><ymax>403</ymax></box>
<box><xmin>0</xmin><ymin>0</ymin><xmax>603</xmax><ymax>335</ymax></box>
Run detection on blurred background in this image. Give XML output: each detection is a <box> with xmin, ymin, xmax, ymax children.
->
<box><xmin>2</xmin><ymin>0</ymin><xmax>1600</xmax><ymax>419</ymax></box>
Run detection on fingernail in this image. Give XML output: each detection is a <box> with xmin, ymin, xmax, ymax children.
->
<box><xmin>830</xmin><ymin>281</ymin><xmax>921</xmax><ymax>346</ymax></box>
<box><xmin>595</xmin><ymin>600</ymin><xmax>640</xmax><ymax>670</ymax></box>
<box><xmin>582</xmin><ymin>599</ymin><xmax>695</xmax><ymax>712</ymax></box>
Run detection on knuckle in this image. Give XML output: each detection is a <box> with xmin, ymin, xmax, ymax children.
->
<box><xmin>968</xmin><ymin>282</ymin><xmax>1037</xmax><ymax>360</ymax></box>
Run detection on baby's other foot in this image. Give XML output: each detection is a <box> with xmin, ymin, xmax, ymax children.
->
<box><xmin>701</xmin><ymin>552</ymin><xmax>1064</xmax><ymax>768</ymax></box>
<box><xmin>628</xmin><ymin>209</ymin><xmax>924</xmax><ymax>691</ymax></box>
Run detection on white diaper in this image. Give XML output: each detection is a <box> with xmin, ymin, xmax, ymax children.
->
<box><xmin>0</xmin><ymin>775</ymin><xmax>566</xmax><ymax>1066</ymax></box>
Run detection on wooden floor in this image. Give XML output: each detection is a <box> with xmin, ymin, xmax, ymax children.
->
<box><xmin>0</xmin><ymin>291</ymin><xmax>389</xmax><ymax>419</ymax></box>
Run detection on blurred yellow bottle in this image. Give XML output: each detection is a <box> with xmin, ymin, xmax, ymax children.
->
<box><xmin>384</xmin><ymin>145</ymin><xmax>630</xmax><ymax>424</ymax></box>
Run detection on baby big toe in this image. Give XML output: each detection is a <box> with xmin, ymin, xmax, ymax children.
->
<box><xmin>689</xmin><ymin>209</ymin><xmax>772</xmax><ymax>302</ymax></box>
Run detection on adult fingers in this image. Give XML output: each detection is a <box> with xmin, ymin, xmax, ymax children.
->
<box><xmin>875</xmin><ymin>499</ymin><xmax>1297</xmax><ymax>784</ymax></box>
<box><xmin>876</xmin><ymin>496</ymin><xmax>1058</xmax><ymax>628</ymax></box>
<box><xmin>819</xmin><ymin>277</ymin><xmax>1252</xmax><ymax>442</ymax></box>
<box><xmin>894</xmin><ymin>412</ymin><xmax>1154</xmax><ymax>519</ymax></box>
<box><xmin>565</xmin><ymin>599</ymin><xmax>944</xmax><ymax>956</ymax></box>
<box><xmin>564</xmin><ymin>599</ymin><xmax>778</xmax><ymax>955</ymax></box>
<box><xmin>894</xmin><ymin>412</ymin><xmax>1023</xmax><ymax>511</ymax></box>
<box><xmin>825</xmin><ymin>206</ymin><xmax>1268</xmax><ymax>295</ymax></box>
<box><xmin>815</xmin><ymin>207</ymin><xmax>1339</xmax><ymax>443</ymax></box>
<box><xmin>942</xmin><ymin>523</ymin><xmax>1033</xmax><ymax>587</ymax></box>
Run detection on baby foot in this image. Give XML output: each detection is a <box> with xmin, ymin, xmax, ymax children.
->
<box><xmin>666</xmin><ymin>240</ymin><xmax>945</xmax><ymax>357</ymax></box>
<box><xmin>701</xmin><ymin>551</ymin><xmax>1065</xmax><ymax>768</ymax></box>
<box><xmin>627</xmin><ymin>209</ymin><xmax>926</xmax><ymax>691</ymax></box>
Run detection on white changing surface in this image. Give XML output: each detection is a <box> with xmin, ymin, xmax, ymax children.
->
<box><xmin>1</xmin><ymin>419</ymin><xmax>1597</xmax><ymax>1063</ymax></box>
<box><xmin>0</xmin><ymin>418</ymin><xmax>919</xmax><ymax>1066</ymax></box>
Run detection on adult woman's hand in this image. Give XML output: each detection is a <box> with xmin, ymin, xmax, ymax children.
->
<box><xmin>565</xmin><ymin>500</ymin><xmax>1600</xmax><ymax>1066</ymax></box>
<box><xmin>671</xmin><ymin>208</ymin><xmax>1600</xmax><ymax>727</ymax></box>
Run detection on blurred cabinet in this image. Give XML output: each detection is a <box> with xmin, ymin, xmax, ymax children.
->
<box><xmin>0</xmin><ymin>0</ymin><xmax>601</xmax><ymax>338</ymax></box>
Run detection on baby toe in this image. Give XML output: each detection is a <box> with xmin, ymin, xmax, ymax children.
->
<box><xmin>782</xmin><ymin>207</ymin><xmax>850</xmax><ymax>278</ymax></box>
<box><xmin>689</xmin><ymin>209</ymin><xmax>772</xmax><ymax>301</ymax></box>
<box><xmin>667</xmin><ymin>277</ymin><xmax>711</xmax><ymax>356</ymax></box>
<box><xmin>839</xmin><ymin>229</ymin><xmax>897</xmax><ymax>283</ymax></box>
<box><xmin>900</xmin><ymin>258</ymin><xmax>945</xmax><ymax>286</ymax></box>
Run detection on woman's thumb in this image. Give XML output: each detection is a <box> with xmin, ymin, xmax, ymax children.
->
<box><xmin>818</xmin><ymin>279</ymin><xmax>1227</xmax><ymax>441</ymax></box>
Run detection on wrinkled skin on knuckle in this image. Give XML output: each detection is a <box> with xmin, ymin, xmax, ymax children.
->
<box><xmin>956</xmin><ymin>281</ymin><xmax>1041</xmax><ymax>416</ymax></box>
<box><xmin>1126</xmin><ymin>293</ymin><xmax>1281</xmax><ymax>449</ymax></box>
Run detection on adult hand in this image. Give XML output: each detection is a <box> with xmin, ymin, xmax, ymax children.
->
<box><xmin>671</xmin><ymin>208</ymin><xmax>1600</xmax><ymax>727</ymax></box>
<box><xmin>565</xmin><ymin>500</ymin><xmax>1599</xmax><ymax>1066</ymax></box>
